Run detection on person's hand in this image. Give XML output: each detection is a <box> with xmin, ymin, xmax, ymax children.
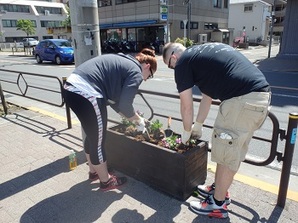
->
<box><xmin>181</xmin><ymin>130</ymin><xmax>191</xmax><ymax>144</ymax></box>
<box><xmin>192</xmin><ymin>122</ymin><xmax>203</xmax><ymax>139</ymax></box>
<box><xmin>134</xmin><ymin>117</ymin><xmax>146</xmax><ymax>133</ymax></box>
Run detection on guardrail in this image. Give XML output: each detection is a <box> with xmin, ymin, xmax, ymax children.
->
<box><xmin>0</xmin><ymin>68</ymin><xmax>64</xmax><ymax>108</ymax></box>
<box><xmin>0</xmin><ymin>70</ymin><xmax>296</xmax><ymax>208</ymax></box>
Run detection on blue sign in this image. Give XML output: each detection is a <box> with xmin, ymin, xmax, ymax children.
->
<box><xmin>291</xmin><ymin>128</ymin><xmax>297</xmax><ymax>144</ymax></box>
<box><xmin>162</xmin><ymin>14</ymin><xmax>167</xmax><ymax>20</ymax></box>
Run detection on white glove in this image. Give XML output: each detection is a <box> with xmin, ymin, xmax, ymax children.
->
<box><xmin>192</xmin><ymin>122</ymin><xmax>203</xmax><ymax>139</ymax></box>
<box><xmin>134</xmin><ymin>117</ymin><xmax>146</xmax><ymax>133</ymax></box>
<box><xmin>181</xmin><ymin>130</ymin><xmax>192</xmax><ymax>144</ymax></box>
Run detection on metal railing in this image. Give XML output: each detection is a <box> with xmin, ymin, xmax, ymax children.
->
<box><xmin>0</xmin><ymin>68</ymin><xmax>64</xmax><ymax>107</ymax></box>
<box><xmin>0</xmin><ymin>70</ymin><xmax>296</xmax><ymax>208</ymax></box>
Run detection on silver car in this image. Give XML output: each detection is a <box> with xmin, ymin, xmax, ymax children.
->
<box><xmin>23</xmin><ymin>38</ymin><xmax>39</xmax><ymax>47</ymax></box>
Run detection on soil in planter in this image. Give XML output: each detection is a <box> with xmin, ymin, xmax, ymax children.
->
<box><xmin>112</xmin><ymin>124</ymin><xmax>199</xmax><ymax>154</ymax></box>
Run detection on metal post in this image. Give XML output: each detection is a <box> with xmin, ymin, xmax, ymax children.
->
<box><xmin>268</xmin><ymin>0</ymin><xmax>276</xmax><ymax>58</ymax></box>
<box><xmin>62</xmin><ymin>77</ymin><xmax>72</xmax><ymax>129</ymax></box>
<box><xmin>277</xmin><ymin>112</ymin><xmax>298</xmax><ymax>207</ymax></box>
<box><xmin>0</xmin><ymin>81</ymin><xmax>8</xmax><ymax>115</ymax></box>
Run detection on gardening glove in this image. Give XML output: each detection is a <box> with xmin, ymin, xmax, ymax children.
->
<box><xmin>192</xmin><ymin>122</ymin><xmax>203</xmax><ymax>139</ymax></box>
<box><xmin>181</xmin><ymin>130</ymin><xmax>192</xmax><ymax>144</ymax></box>
<box><xmin>134</xmin><ymin>117</ymin><xmax>146</xmax><ymax>133</ymax></box>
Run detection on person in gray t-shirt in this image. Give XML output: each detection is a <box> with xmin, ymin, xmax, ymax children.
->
<box><xmin>64</xmin><ymin>48</ymin><xmax>157</xmax><ymax>191</ymax></box>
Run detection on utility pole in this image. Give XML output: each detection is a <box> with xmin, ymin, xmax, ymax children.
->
<box><xmin>166</xmin><ymin>0</ymin><xmax>170</xmax><ymax>43</ymax></box>
<box><xmin>69</xmin><ymin>0</ymin><xmax>101</xmax><ymax>67</ymax></box>
<box><xmin>187</xmin><ymin>0</ymin><xmax>191</xmax><ymax>39</ymax></box>
<box><xmin>268</xmin><ymin>0</ymin><xmax>276</xmax><ymax>58</ymax></box>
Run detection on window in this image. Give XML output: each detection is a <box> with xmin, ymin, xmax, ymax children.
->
<box><xmin>0</xmin><ymin>4</ymin><xmax>30</xmax><ymax>13</ymax></box>
<box><xmin>41</xmin><ymin>20</ymin><xmax>63</xmax><ymax>28</ymax></box>
<box><xmin>3</xmin><ymin>19</ymin><xmax>36</xmax><ymax>28</ymax></box>
<box><xmin>35</xmin><ymin>6</ymin><xmax>62</xmax><ymax>15</ymax></box>
<box><xmin>116</xmin><ymin>0</ymin><xmax>146</xmax><ymax>5</ymax></box>
<box><xmin>244</xmin><ymin>4</ymin><xmax>253</xmax><ymax>12</ymax></box>
<box><xmin>223</xmin><ymin>0</ymin><xmax>228</xmax><ymax>8</ymax></box>
<box><xmin>2</xmin><ymin>20</ymin><xmax>17</xmax><ymax>27</ymax></box>
<box><xmin>98</xmin><ymin>0</ymin><xmax>112</xmax><ymax>7</ymax></box>
<box><xmin>204</xmin><ymin>22</ymin><xmax>218</xmax><ymax>30</ymax></box>
<box><xmin>180</xmin><ymin>21</ymin><xmax>199</xmax><ymax>30</ymax></box>
<box><xmin>213</xmin><ymin>0</ymin><xmax>222</xmax><ymax>8</ymax></box>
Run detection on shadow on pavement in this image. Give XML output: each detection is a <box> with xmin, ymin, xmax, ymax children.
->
<box><xmin>0</xmin><ymin>113</ymin><xmax>84</xmax><ymax>201</ymax></box>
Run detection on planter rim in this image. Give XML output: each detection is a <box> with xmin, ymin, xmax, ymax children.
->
<box><xmin>107</xmin><ymin>125</ymin><xmax>207</xmax><ymax>156</ymax></box>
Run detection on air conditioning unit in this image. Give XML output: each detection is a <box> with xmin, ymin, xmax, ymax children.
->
<box><xmin>45</xmin><ymin>10</ymin><xmax>50</xmax><ymax>16</ymax></box>
<box><xmin>198</xmin><ymin>34</ymin><xmax>207</xmax><ymax>44</ymax></box>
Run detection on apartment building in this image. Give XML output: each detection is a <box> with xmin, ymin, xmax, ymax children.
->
<box><xmin>97</xmin><ymin>0</ymin><xmax>230</xmax><ymax>51</ymax></box>
<box><xmin>0</xmin><ymin>0</ymin><xmax>68</xmax><ymax>42</ymax></box>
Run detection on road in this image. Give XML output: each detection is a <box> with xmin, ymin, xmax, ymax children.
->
<box><xmin>0</xmin><ymin>44</ymin><xmax>297</xmax><ymax>175</ymax></box>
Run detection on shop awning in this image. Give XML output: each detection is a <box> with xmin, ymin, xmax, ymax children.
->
<box><xmin>214</xmin><ymin>29</ymin><xmax>230</xmax><ymax>32</ymax></box>
<box><xmin>100</xmin><ymin>20</ymin><xmax>158</xmax><ymax>29</ymax></box>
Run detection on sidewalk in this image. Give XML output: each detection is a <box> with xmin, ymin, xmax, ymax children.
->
<box><xmin>1</xmin><ymin>104</ymin><xmax>298</xmax><ymax>223</ymax></box>
<box><xmin>1</xmin><ymin>45</ymin><xmax>298</xmax><ymax>222</ymax></box>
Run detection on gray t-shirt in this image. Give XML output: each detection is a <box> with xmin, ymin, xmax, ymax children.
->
<box><xmin>72</xmin><ymin>53</ymin><xmax>143</xmax><ymax>118</ymax></box>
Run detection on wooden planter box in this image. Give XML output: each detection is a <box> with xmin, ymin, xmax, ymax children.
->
<box><xmin>105</xmin><ymin>125</ymin><xmax>208</xmax><ymax>201</ymax></box>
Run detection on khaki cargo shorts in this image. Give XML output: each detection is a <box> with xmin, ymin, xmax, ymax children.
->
<box><xmin>211</xmin><ymin>91</ymin><xmax>271</xmax><ymax>172</ymax></box>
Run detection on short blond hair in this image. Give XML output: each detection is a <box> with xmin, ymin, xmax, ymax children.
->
<box><xmin>162</xmin><ymin>42</ymin><xmax>186</xmax><ymax>63</ymax></box>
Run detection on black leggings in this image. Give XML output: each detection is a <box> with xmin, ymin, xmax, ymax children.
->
<box><xmin>63</xmin><ymin>89</ymin><xmax>107</xmax><ymax>165</ymax></box>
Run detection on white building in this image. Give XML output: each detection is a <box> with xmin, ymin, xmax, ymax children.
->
<box><xmin>0</xmin><ymin>0</ymin><xmax>68</xmax><ymax>43</ymax></box>
<box><xmin>229</xmin><ymin>0</ymin><xmax>272</xmax><ymax>43</ymax></box>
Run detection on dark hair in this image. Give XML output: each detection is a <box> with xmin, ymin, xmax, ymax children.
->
<box><xmin>135</xmin><ymin>48</ymin><xmax>157</xmax><ymax>73</ymax></box>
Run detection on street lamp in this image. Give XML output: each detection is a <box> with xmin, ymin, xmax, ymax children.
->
<box><xmin>183</xmin><ymin>20</ymin><xmax>187</xmax><ymax>46</ymax></box>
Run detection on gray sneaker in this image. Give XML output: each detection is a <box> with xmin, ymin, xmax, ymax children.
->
<box><xmin>197</xmin><ymin>183</ymin><xmax>231</xmax><ymax>205</ymax></box>
<box><xmin>190</xmin><ymin>195</ymin><xmax>228</xmax><ymax>218</ymax></box>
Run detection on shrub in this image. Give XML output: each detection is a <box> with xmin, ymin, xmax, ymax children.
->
<box><xmin>174</xmin><ymin>37</ymin><xmax>194</xmax><ymax>47</ymax></box>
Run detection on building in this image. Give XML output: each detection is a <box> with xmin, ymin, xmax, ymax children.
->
<box><xmin>0</xmin><ymin>0</ymin><xmax>68</xmax><ymax>43</ymax></box>
<box><xmin>229</xmin><ymin>0</ymin><xmax>287</xmax><ymax>44</ymax></box>
<box><xmin>97</xmin><ymin>0</ymin><xmax>230</xmax><ymax>52</ymax></box>
<box><xmin>229</xmin><ymin>0</ymin><xmax>272</xmax><ymax>44</ymax></box>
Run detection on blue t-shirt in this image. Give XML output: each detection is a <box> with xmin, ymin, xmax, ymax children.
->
<box><xmin>175</xmin><ymin>43</ymin><xmax>269</xmax><ymax>101</ymax></box>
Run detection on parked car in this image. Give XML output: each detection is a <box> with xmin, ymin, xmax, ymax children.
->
<box><xmin>23</xmin><ymin>38</ymin><xmax>39</xmax><ymax>47</ymax></box>
<box><xmin>35</xmin><ymin>39</ymin><xmax>74</xmax><ymax>65</ymax></box>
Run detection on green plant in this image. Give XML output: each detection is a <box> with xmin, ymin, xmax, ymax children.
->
<box><xmin>161</xmin><ymin>134</ymin><xmax>181</xmax><ymax>150</ymax></box>
<box><xmin>121</xmin><ymin>117</ymin><xmax>134</xmax><ymax>127</ymax></box>
<box><xmin>16</xmin><ymin>19</ymin><xmax>36</xmax><ymax>37</ymax></box>
<box><xmin>174</xmin><ymin>37</ymin><xmax>194</xmax><ymax>47</ymax></box>
<box><xmin>148</xmin><ymin>119</ymin><xmax>163</xmax><ymax>132</ymax></box>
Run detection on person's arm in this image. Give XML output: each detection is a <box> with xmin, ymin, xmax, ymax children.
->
<box><xmin>195</xmin><ymin>93</ymin><xmax>212</xmax><ymax>124</ymax></box>
<box><xmin>179</xmin><ymin>88</ymin><xmax>194</xmax><ymax>131</ymax></box>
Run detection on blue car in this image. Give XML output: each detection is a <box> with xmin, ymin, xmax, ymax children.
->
<box><xmin>35</xmin><ymin>39</ymin><xmax>74</xmax><ymax>65</ymax></box>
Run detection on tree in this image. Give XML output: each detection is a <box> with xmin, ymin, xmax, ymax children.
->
<box><xmin>16</xmin><ymin>19</ymin><xmax>36</xmax><ymax>37</ymax></box>
<box><xmin>62</xmin><ymin>6</ymin><xmax>71</xmax><ymax>27</ymax></box>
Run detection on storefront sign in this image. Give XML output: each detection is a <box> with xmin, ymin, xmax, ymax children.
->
<box><xmin>160</xmin><ymin>5</ymin><xmax>168</xmax><ymax>21</ymax></box>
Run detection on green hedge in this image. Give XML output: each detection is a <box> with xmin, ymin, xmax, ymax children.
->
<box><xmin>174</xmin><ymin>37</ymin><xmax>194</xmax><ymax>47</ymax></box>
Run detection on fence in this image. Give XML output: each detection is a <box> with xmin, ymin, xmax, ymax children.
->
<box><xmin>0</xmin><ymin>68</ymin><xmax>297</xmax><ymax>208</ymax></box>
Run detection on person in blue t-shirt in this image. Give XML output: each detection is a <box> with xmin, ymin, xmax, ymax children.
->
<box><xmin>163</xmin><ymin>42</ymin><xmax>271</xmax><ymax>219</ymax></box>
<box><xmin>64</xmin><ymin>48</ymin><xmax>157</xmax><ymax>191</ymax></box>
